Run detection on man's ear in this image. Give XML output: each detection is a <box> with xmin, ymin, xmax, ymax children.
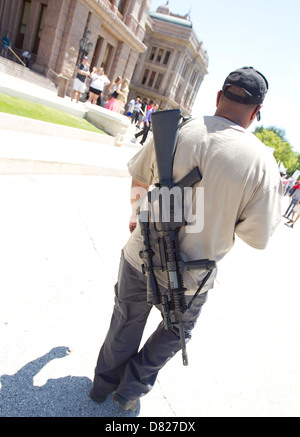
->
<box><xmin>216</xmin><ymin>90</ymin><xmax>222</xmax><ymax>107</ymax></box>
<box><xmin>251</xmin><ymin>105</ymin><xmax>262</xmax><ymax>122</ymax></box>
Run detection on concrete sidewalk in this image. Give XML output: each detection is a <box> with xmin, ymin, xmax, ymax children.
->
<box><xmin>0</xmin><ymin>123</ymin><xmax>139</xmax><ymax>177</ymax></box>
<box><xmin>0</xmin><ymin>174</ymin><xmax>299</xmax><ymax>418</ymax></box>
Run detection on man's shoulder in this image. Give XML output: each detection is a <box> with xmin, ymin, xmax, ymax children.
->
<box><xmin>178</xmin><ymin>115</ymin><xmax>207</xmax><ymax>134</ymax></box>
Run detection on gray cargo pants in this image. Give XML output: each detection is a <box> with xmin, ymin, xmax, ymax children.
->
<box><xmin>92</xmin><ymin>251</ymin><xmax>208</xmax><ymax>401</ymax></box>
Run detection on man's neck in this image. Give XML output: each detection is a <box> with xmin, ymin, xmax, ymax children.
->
<box><xmin>215</xmin><ymin>109</ymin><xmax>248</xmax><ymax>129</ymax></box>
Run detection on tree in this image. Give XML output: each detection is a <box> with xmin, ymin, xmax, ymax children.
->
<box><xmin>253</xmin><ymin>126</ymin><xmax>300</xmax><ymax>175</ymax></box>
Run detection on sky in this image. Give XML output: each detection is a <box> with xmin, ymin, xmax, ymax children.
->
<box><xmin>150</xmin><ymin>0</ymin><xmax>300</xmax><ymax>153</ymax></box>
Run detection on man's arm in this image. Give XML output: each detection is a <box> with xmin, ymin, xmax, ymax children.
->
<box><xmin>129</xmin><ymin>178</ymin><xmax>149</xmax><ymax>233</ymax></box>
<box><xmin>77</xmin><ymin>66</ymin><xmax>90</xmax><ymax>76</ymax></box>
<box><xmin>144</xmin><ymin>109</ymin><xmax>153</xmax><ymax>127</ymax></box>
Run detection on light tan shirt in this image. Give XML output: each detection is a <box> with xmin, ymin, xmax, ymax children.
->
<box><xmin>124</xmin><ymin>116</ymin><xmax>282</xmax><ymax>294</ymax></box>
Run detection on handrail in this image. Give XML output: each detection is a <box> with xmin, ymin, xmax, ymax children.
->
<box><xmin>49</xmin><ymin>68</ymin><xmax>61</xmax><ymax>78</ymax></box>
<box><xmin>8</xmin><ymin>46</ymin><xmax>26</xmax><ymax>67</ymax></box>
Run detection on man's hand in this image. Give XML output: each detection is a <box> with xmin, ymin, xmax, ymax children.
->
<box><xmin>129</xmin><ymin>215</ymin><xmax>137</xmax><ymax>233</ymax></box>
<box><xmin>130</xmin><ymin>178</ymin><xmax>149</xmax><ymax>233</ymax></box>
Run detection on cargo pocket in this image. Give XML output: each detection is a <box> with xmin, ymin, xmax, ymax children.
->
<box><xmin>114</xmin><ymin>282</ymin><xmax>119</xmax><ymax>298</ymax></box>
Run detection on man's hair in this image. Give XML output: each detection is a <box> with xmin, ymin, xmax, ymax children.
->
<box><xmin>226</xmin><ymin>86</ymin><xmax>247</xmax><ymax>98</ymax></box>
<box><xmin>223</xmin><ymin>86</ymin><xmax>258</xmax><ymax>110</ymax></box>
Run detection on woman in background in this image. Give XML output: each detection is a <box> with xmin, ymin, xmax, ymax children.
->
<box><xmin>88</xmin><ymin>67</ymin><xmax>110</xmax><ymax>105</ymax></box>
<box><xmin>105</xmin><ymin>76</ymin><xmax>122</xmax><ymax>111</ymax></box>
<box><xmin>114</xmin><ymin>78</ymin><xmax>130</xmax><ymax>114</ymax></box>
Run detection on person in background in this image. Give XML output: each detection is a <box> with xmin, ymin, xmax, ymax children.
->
<box><xmin>105</xmin><ymin>76</ymin><xmax>122</xmax><ymax>111</ymax></box>
<box><xmin>284</xmin><ymin>177</ymin><xmax>294</xmax><ymax>196</ymax></box>
<box><xmin>71</xmin><ymin>56</ymin><xmax>90</xmax><ymax>103</ymax></box>
<box><xmin>137</xmin><ymin>98</ymin><xmax>149</xmax><ymax>129</ymax></box>
<box><xmin>114</xmin><ymin>78</ymin><xmax>130</xmax><ymax>114</ymax></box>
<box><xmin>283</xmin><ymin>186</ymin><xmax>300</xmax><ymax>219</ymax></box>
<box><xmin>126</xmin><ymin>97</ymin><xmax>136</xmax><ymax>120</ymax></box>
<box><xmin>284</xmin><ymin>200</ymin><xmax>300</xmax><ymax>229</ymax></box>
<box><xmin>131</xmin><ymin>97</ymin><xmax>142</xmax><ymax>125</ymax></box>
<box><xmin>21</xmin><ymin>50</ymin><xmax>31</xmax><ymax>67</ymax></box>
<box><xmin>1</xmin><ymin>34</ymin><xmax>10</xmax><ymax>58</ymax></box>
<box><xmin>88</xmin><ymin>67</ymin><xmax>110</xmax><ymax>105</ymax></box>
<box><xmin>131</xmin><ymin>100</ymin><xmax>159</xmax><ymax>145</ymax></box>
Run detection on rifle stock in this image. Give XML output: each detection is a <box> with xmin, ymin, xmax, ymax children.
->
<box><xmin>151</xmin><ymin>109</ymin><xmax>181</xmax><ymax>187</ymax></box>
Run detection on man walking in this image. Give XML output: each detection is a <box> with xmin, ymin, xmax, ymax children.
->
<box><xmin>90</xmin><ymin>67</ymin><xmax>282</xmax><ymax>413</ymax></box>
<box><xmin>132</xmin><ymin>100</ymin><xmax>158</xmax><ymax>145</ymax></box>
<box><xmin>283</xmin><ymin>187</ymin><xmax>300</xmax><ymax>218</ymax></box>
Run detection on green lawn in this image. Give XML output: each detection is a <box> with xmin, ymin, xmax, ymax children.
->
<box><xmin>0</xmin><ymin>92</ymin><xmax>107</xmax><ymax>135</ymax></box>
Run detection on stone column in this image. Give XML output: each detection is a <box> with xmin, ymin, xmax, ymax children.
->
<box><xmin>179</xmin><ymin>62</ymin><xmax>195</xmax><ymax>105</ymax></box>
<box><xmin>134</xmin><ymin>0</ymin><xmax>147</xmax><ymax>37</ymax></box>
<box><xmin>34</xmin><ymin>0</ymin><xmax>69</xmax><ymax>73</ymax></box>
<box><xmin>160</xmin><ymin>51</ymin><xmax>177</xmax><ymax>95</ymax></box>
<box><xmin>0</xmin><ymin>0</ymin><xmax>11</xmax><ymax>37</ymax></box>
<box><xmin>10</xmin><ymin>0</ymin><xmax>24</xmax><ymax>45</ymax></box>
<box><xmin>23</xmin><ymin>0</ymin><xmax>41</xmax><ymax>51</ymax></box>
<box><xmin>123</xmin><ymin>0</ymin><xmax>134</xmax><ymax>24</ymax></box>
<box><xmin>111</xmin><ymin>0</ymin><xmax>118</xmax><ymax>13</ymax></box>
<box><xmin>164</xmin><ymin>51</ymin><xmax>183</xmax><ymax>99</ymax></box>
<box><xmin>0</xmin><ymin>0</ymin><xmax>22</xmax><ymax>45</ymax></box>
<box><xmin>124</xmin><ymin>49</ymin><xmax>139</xmax><ymax>80</ymax></box>
<box><xmin>131</xmin><ymin>36</ymin><xmax>149</xmax><ymax>84</ymax></box>
<box><xmin>0</xmin><ymin>0</ymin><xmax>4</xmax><ymax>30</ymax></box>
<box><xmin>112</xmin><ymin>41</ymin><xmax>131</xmax><ymax>78</ymax></box>
<box><xmin>95</xmin><ymin>38</ymin><xmax>108</xmax><ymax>68</ymax></box>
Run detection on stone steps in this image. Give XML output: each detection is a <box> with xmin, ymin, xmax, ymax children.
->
<box><xmin>0</xmin><ymin>56</ymin><xmax>57</xmax><ymax>92</ymax></box>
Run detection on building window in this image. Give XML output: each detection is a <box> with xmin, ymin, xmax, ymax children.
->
<box><xmin>148</xmin><ymin>71</ymin><xmax>156</xmax><ymax>87</ymax></box>
<box><xmin>182</xmin><ymin>61</ymin><xmax>189</xmax><ymax>79</ymax></box>
<box><xmin>149</xmin><ymin>47</ymin><xmax>156</xmax><ymax>61</ymax></box>
<box><xmin>156</xmin><ymin>48</ymin><xmax>163</xmax><ymax>63</ymax></box>
<box><xmin>190</xmin><ymin>69</ymin><xmax>197</xmax><ymax>85</ymax></box>
<box><xmin>163</xmin><ymin>51</ymin><xmax>171</xmax><ymax>65</ymax></box>
<box><xmin>184</xmin><ymin>91</ymin><xmax>190</xmax><ymax>107</ymax></box>
<box><xmin>175</xmin><ymin>84</ymin><xmax>182</xmax><ymax>101</ymax></box>
<box><xmin>141</xmin><ymin>69</ymin><xmax>149</xmax><ymax>85</ymax></box>
<box><xmin>118</xmin><ymin>0</ymin><xmax>127</xmax><ymax>15</ymax></box>
<box><xmin>154</xmin><ymin>73</ymin><xmax>163</xmax><ymax>90</ymax></box>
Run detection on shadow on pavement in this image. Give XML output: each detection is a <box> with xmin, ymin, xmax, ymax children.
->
<box><xmin>0</xmin><ymin>346</ymin><xmax>140</xmax><ymax>417</ymax></box>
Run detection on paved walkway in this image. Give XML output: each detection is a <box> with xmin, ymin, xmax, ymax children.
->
<box><xmin>0</xmin><ymin>66</ymin><xmax>300</xmax><ymax>418</ymax></box>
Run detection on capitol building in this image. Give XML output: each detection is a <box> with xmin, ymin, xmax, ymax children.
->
<box><xmin>0</xmin><ymin>0</ymin><xmax>208</xmax><ymax>114</ymax></box>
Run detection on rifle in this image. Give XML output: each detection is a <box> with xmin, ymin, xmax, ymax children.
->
<box><xmin>138</xmin><ymin>109</ymin><xmax>216</xmax><ymax>366</ymax></box>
